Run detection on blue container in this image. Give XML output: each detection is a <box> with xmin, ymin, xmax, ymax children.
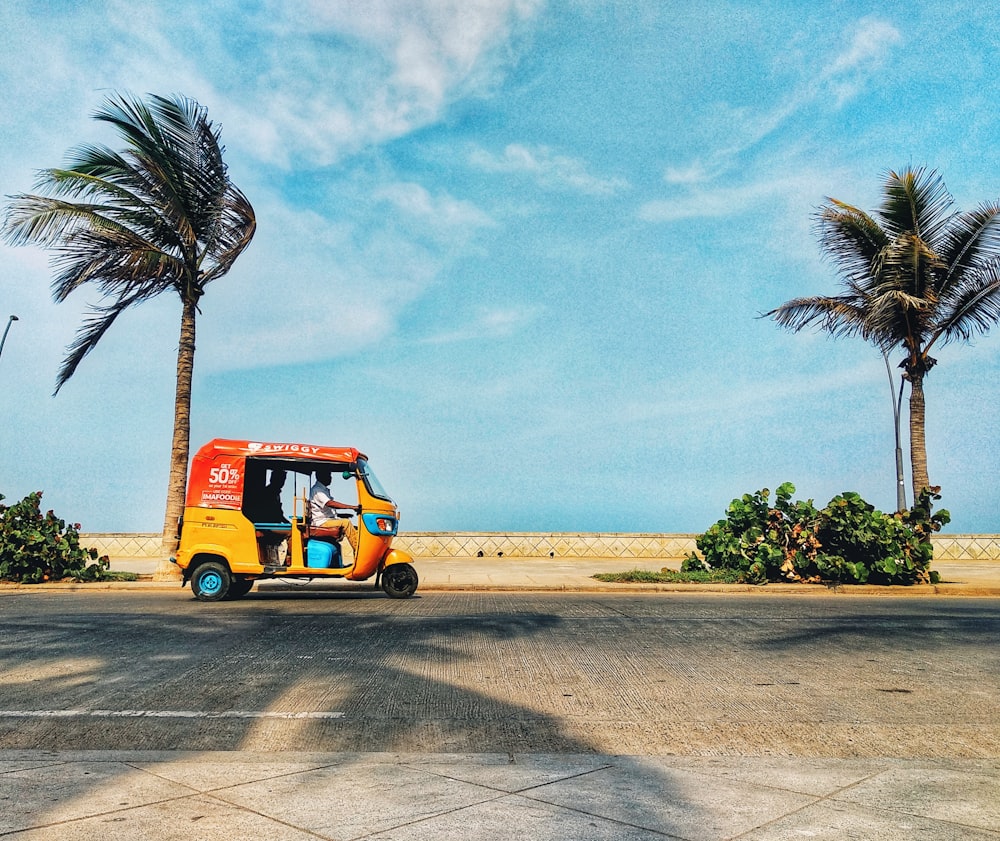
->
<box><xmin>306</xmin><ymin>540</ymin><xmax>340</xmax><ymax>569</ymax></box>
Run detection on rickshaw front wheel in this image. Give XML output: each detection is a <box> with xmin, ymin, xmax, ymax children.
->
<box><xmin>381</xmin><ymin>563</ymin><xmax>418</xmax><ymax>598</ymax></box>
<box><xmin>191</xmin><ymin>560</ymin><xmax>232</xmax><ymax>601</ymax></box>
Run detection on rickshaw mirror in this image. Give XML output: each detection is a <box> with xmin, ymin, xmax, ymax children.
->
<box><xmin>342</xmin><ymin>470</ymin><xmax>355</xmax><ymax>480</ymax></box>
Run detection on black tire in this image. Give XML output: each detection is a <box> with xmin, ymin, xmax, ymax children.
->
<box><xmin>191</xmin><ymin>560</ymin><xmax>232</xmax><ymax>601</ymax></box>
<box><xmin>381</xmin><ymin>563</ymin><xmax>418</xmax><ymax>598</ymax></box>
<box><xmin>227</xmin><ymin>578</ymin><xmax>254</xmax><ymax>599</ymax></box>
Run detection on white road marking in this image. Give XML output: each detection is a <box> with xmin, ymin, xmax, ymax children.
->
<box><xmin>0</xmin><ymin>710</ymin><xmax>345</xmax><ymax>719</ymax></box>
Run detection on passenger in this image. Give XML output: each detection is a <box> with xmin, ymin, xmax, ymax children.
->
<box><xmin>241</xmin><ymin>461</ymin><xmax>268</xmax><ymax>523</ymax></box>
<box><xmin>245</xmin><ymin>467</ymin><xmax>290</xmax><ymax>566</ymax></box>
<box><xmin>260</xmin><ymin>469</ymin><xmax>289</xmax><ymax>524</ymax></box>
<box><xmin>309</xmin><ymin>468</ymin><xmax>360</xmax><ymax>564</ymax></box>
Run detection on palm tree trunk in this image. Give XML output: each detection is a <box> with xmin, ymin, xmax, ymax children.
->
<box><xmin>154</xmin><ymin>296</ymin><xmax>197</xmax><ymax>580</ymax></box>
<box><xmin>908</xmin><ymin>370</ymin><xmax>930</xmax><ymax>498</ymax></box>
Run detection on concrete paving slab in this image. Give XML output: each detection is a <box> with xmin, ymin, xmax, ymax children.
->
<box><xmin>362</xmin><ymin>793</ymin><xmax>671</xmax><ymax>841</ymax></box>
<box><xmin>6</xmin><ymin>794</ymin><xmax>324</xmax><ymax>841</ymax></box>
<box><xmin>833</xmin><ymin>763</ymin><xmax>1000</xmax><ymax>831</ymax></box>
<box><xmin>208</xmin><ymin>759</ymin><xmax>503</xmax><ymax>839</ymax></box>
<box><xmin>0</xmin><ymin>758</ymin><xmax>195</xmax><ymax>835</ymax></box>
<box><xmin>661</xmin><ymin>755</ymin><xmax>888</xmax><ymax>797</ymax></box>
<box><xmin>403</xmin><ymin>752</ymin><xmax>616</xmax><ymax>792</ymax></box>
<box><xmin>739</xmin><ymin>801</ymin><xmax>1000</xmax><ymax>841</ymax></box>
<box><xmin>519</xmin><ymin>758</ymin><xmax>821</xmax><ymax>841</ymax></box>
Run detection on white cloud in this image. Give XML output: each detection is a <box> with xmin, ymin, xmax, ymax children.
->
<box><xmin>375</xmin><ymin>182</ymin><xmax>494</xmax><ymax>232</ymax></box>
<box><xmin>660</xmin><ymin>17</ymin><xmax>902</xmax><ymax>189</ymax></box>
<box><xmin>469</xmin><ymin>143</ymin><xmax>629</xmax><ymax>195</ymax></box>
<box><xmin>0</xmin><ymin>1</ymin><xmax>543</xmax><ymax>170</ymax></box>
<box><xmin>827</xmin><ymin>16</ymin><xmax>902</xmax><ymax>77</ymax></box>
<box><xmin>639</xmin><ymin>170</ymin><xmax>823</xmax><ymax>223</ymax></box>
<box><xmin>663</xmin><ymin>161</ymin><xmax>719</xmax><ymax>186</ymax></box>
<box><xmin>234</xmin><ymin>0</ymin><xmax>544</xmax><ymax>166</ymax></box>
<box><xmin>191</xmin><ymin>191</ymin><xmax>442</xmax><ymax>371</ymax></box>
<box><xmin>419</xmin><ymin>304</ymin><xmax>541</xmax><ymax>345</ymax></box>
<box><xmin>822</xmin><ymin>17</ymin><xmax>902</xmax><ymax>107</ymax></box>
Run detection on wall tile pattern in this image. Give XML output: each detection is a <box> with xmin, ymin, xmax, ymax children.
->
<box><xmin>81</xmin><ymin>532</ymin><xmax>1000</xmax><ymax>561</ymax></box>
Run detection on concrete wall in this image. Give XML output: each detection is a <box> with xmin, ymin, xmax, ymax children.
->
<box><xmin>81</xmin><ymin>532</ymin><xmax>1000</xmax><ymax>561</ymax></box>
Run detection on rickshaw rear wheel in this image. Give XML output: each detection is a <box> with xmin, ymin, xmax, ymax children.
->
<box><xmin>381</xmin><ymin>563</ymin><xmax>418</xmax><ymax>598</ymax></box>
<box><xmin>191</xmin><ymin>560</ymin><xmax>232</xmax><ymax>601</ymax></box>
<box><xmin>227</xmin><ymin>577</ymin><xmax>254</xmax><ymax>599</ymax></box>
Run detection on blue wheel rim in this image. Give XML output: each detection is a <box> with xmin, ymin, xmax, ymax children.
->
<box><xmin>200</xmin><ymin>570</ymin><xmax>223</xmax><ymax>595</ymax></box>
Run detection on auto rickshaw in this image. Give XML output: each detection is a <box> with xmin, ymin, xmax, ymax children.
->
<box><xmin>172</xmin><ymin>439</ymin><xmax>418</xmax><ymax>601</ymax></box>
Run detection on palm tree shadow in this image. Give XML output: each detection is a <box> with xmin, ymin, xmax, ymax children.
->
<box><xmin>0</xmin><ymin>592</ymin><xmax>695</xmax><ymax>837</ymax></box>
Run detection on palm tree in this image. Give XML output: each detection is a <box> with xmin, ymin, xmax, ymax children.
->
<box><xmin>2</xmin><ymin>93</ymin><xmax>256</xmax><ymax>575</ymax></box>
<box><xmin>768</xmin><ymin>166</ymin><xmax>1000</xmax><ymax>501</ymax></box>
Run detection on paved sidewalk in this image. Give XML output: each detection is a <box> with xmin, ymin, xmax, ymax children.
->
<box><xmin>2</xmin><ymin>750</ymin><xmax>998</xmax><ymax>840</ymax></box>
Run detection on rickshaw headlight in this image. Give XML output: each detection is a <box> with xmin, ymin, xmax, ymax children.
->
<box><xmin>362</xmin><ymin>513</ymin><xmax>398</xmax><ymax>536</ymax></box>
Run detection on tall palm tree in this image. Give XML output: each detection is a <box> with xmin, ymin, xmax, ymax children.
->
<box><xmin>768</xmin><ymin>166</ymin><xmax>1000</xmax><ymax>501</ymax></box>
<box><xmin>2</xmin><ymin>93</ymin><xmax>256</xmax><ymax>574</ymax></box>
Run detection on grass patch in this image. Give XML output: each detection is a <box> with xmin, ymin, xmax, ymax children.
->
<box><xmin>56</xmin><ymin>570</ymin><xmax>139</xmax><ymax>583</ymax></box>
<box><xmin>593</xmin><ymin>568</ymin><xmax>747</xmax><ymax>584</ymax></box>
<box><xmin>101</xmin><ymin>571</ymin><xmax>140</xmax><ymax>582</ymax></box>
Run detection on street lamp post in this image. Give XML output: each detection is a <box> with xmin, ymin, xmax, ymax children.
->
<box><xmin>883</xmin><ymin>350</ymin><xmax>907</xmax><ymax>512</ymax></box>
<box><xmin>0</xmin><ymin>315</ymin><xmax>18</xmax><ymax>361</ymax></box>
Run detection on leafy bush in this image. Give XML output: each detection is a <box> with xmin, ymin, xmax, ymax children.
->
<box><xmin>0</xmin><ymin>491</ymin><xmax>115</xmax><ymax>583</ymax></box>
<box><xmin>687</xmin><ymin>484</ymin><xmax>949</xmax><ymax>585</ymax></box>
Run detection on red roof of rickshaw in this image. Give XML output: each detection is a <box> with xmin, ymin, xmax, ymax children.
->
<box><xmin>185</xmin><ymin>439</ymin><xmax>368</xmax><ymax>510</ymax></box>
<box><xmin>194</xmin><ymin>439</ymin><xmax>365</xmax><ymax>463</ymax></box>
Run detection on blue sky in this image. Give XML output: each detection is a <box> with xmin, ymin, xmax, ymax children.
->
<box><xmin>1</xmin><ymin>1</ymin><xmax>999</xmax><ymax>534</ymax></box>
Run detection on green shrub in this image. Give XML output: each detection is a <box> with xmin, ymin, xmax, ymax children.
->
<box><xmin>690</xmin><ymin>484</ymin><xmax>948</xmax><ymax>585</ymax></box>
<box><xmin>692</xmin><ymin>482</ymin><xmax>820</xmax><ymax>584</ymax></box>
<box><xmin>0</xmin><ymin>491</ymin><xmax>115</xmax><ymax>583</ymax></box>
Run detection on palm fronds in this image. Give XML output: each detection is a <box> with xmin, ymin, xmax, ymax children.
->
<box><xmin>1</xmin><ymin>91</ymin><xmax>256</xmax><ymax>392</ymax></box>
<box><xmin>767</xmin><ymin>165</ymin><xmax>1000</xmax><ymax>497</ymax></box>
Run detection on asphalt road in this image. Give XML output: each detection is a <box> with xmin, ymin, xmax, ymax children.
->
<box><xmin>1</xmin><ymin>590</ymin><xmax>997</xmax><ymax>758</ymax></box>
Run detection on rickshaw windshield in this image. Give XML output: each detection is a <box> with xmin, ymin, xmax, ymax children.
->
<box><xmin>358</xmin><ymin>458</ymin><xmax>393</xmax><ymax>503</ymax></box>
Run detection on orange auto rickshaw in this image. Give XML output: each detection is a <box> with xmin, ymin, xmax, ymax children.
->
<box><xmin>172</xmin><ymin>439</ymin><xmax>418</xmax><ymax>601</ymax></box>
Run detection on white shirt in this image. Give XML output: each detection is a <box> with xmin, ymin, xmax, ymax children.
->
<box><xmin>309</xmin><ymin>480</ymin><xmax>334</xmax><ymax>524</ymax></box>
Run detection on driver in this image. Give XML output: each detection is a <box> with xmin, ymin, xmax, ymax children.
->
<box><xmin>309</xmin><ymin>468</ymin><xmax>360</xmax><ymax>562</ymax></box>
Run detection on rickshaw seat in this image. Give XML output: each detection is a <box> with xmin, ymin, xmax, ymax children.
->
<box><xmin>302</xmin><ymin>504</ymin><xmax>345</xmax><ymax>543</ymax></box>
<box><xmin>309</xmin><ymin>525</ymin><xmax>345</xmax><ymax>542</ymax></box>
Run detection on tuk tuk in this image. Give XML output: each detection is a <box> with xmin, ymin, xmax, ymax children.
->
<box><xmin>172</xmin><ymin>439</ymin><xmax>418</xmax><ymax>601</ymax></box>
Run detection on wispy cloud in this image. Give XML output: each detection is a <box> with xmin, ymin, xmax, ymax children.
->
<box><xmin>419</xmin><ymin>304</ymin><xmax>542</xmax><ymax>345</ymax></box>
<box><xmin>469</xmin><ymin>143</ymin><xmax>629</xmax><ymax>195</ymax></box>
<box><xmin>233</xmin><ymin>0</ymin><xmax>545</xmax><ymax>166</ymax></box>
<box><xmin>192</xmin><ymin>191</ymin><xmax>444</xmax><ymax>371</ymax></box>
<box><xmin>819</xmin><ymin>16</ymin><xmax>903</xmax><ymax>107</ymax></box>
<box><xmin>663</xmin><ymin>161</ymin><xmax>721</xmax><ymax>186</ymax></box>
<box><xmin>638</xmin><ymin>169</ymin><xmax>828</xmax><ymax>223</ymax></box>
<box><xmin>827</xmin><ymin>16</ymin><xmax>902</xmax><ymax>76</ymax></box>
<box><xmin>375</xmin><ymin>182</ymin><xmax>494</xmax><ymax>232</ymax></box>
<box><xmin>734</xmin><ymin>16</ymin><xmax>902</xmax><ymax>157</ymax></box>
<box><xmin>0</xmin><ymin>0</ymin><xmax>543</xmax><ymax>170</ymax></box>
<box><xmin>654</xmin><ymin>16</ymin><xmax>902</xmax><ymax>200</ymax></box>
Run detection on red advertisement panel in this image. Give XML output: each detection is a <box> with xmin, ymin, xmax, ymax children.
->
<box><xmin>195</xmin><ymin>458</ymin><xmax>246</xmax><ymax>509</ymax></box>
<box><xmin>185</xmin><ymin>439</ymin><xmax>364</xmax><ymax>509</ymax></box>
